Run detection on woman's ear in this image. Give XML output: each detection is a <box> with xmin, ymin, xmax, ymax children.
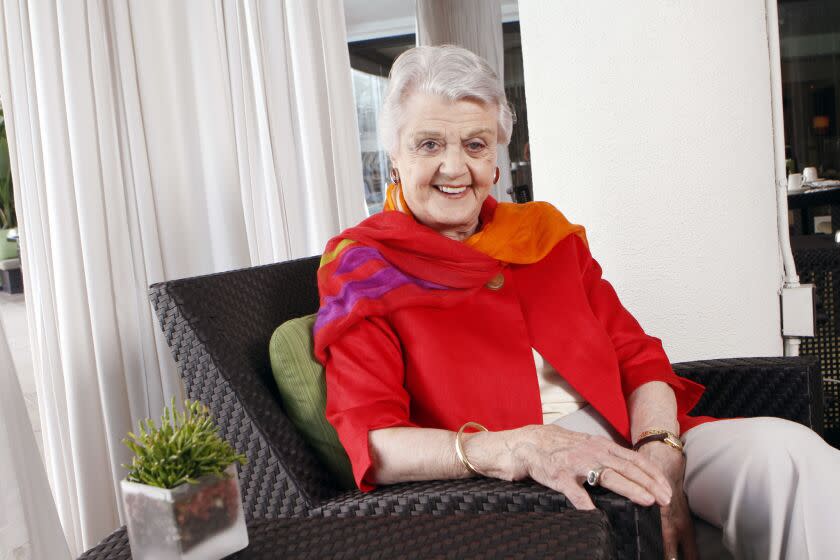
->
<box><xmin>388</xmin><ymin>154</ymin><xmax>402</xmax><ymax>180</ymax></box>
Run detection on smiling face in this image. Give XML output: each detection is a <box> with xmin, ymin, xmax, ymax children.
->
<box><xmin>390</xmin><ymin>93</ymin><xmax>499</xmax><ymax>241</ymax></box>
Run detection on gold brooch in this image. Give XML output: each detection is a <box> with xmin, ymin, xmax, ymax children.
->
<box><xmin>485</xmin><ymin>272</ymin><xmax>505</xmax><ymax>291</ymax></box>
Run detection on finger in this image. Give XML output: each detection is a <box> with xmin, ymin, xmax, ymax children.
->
<box><xmin>528</xmin><ymin>467</ymin><xmax>597</xmax><ymax>510</ymax></box>
<box><xmin>663</xmin><ymin>533</ymin><xmax>679</xmax><ymax>560</ymax></box>
<box><xmin>559</xmin><ymin>482</ymin><xmax>596</xmax><ymax>510</ymax></box>
<box><xmin>609</xmin><ymin>443</ymin><xmax>671</xmax><ymax>486</ymax></box>
<box><xmin>679</xmin><ymin>514</ymin><xmax>700</xmax><ymax>560</ymax></box>
<box><xmin>608</xmin><ymin>445</ymin><xmax>673</xmax><ymax>496</ymax></box>
<box><xmin>535</xmin><ymin>473</ymin><xmax>596</xmax><ymax>510</ymax></box>
<box><xmin>660</xmin><ymin>506</ymin><xmax>680</xmax><ymax>560</ymax></box>
<box><xmin>600</xmin><ymin>454</ymin><xmax>671</xmax><ymax>506</ymax></box>
<box><xmin>597</xmin><ymin>468</ymin><xmax>656</xmax><ymax>507</ymax></box>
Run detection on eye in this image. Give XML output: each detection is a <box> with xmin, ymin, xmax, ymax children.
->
<box><xmin>420</xmin><ymin>140</ymin><xmax>440</xmax><ymax>151</ymax></box>
<box><xmin>466</xmin><ymin>141</ymin><xmax>486</xmax><ymax>152</ymax></box>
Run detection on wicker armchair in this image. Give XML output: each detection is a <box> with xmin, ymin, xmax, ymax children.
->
<box><xmin>148</xmin><ymin>256</ymin><xmax>824</xmax><ymax>560</ymax></box>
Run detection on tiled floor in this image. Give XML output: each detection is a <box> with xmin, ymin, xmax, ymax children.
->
<box><xmin>0</xmin><ymin>292</ymin><xmax>43</xmax><ymax>460</ymax></box>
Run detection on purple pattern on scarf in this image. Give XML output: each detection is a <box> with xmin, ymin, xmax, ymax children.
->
<box><xmin>315</xmin><ymin>246</ymin><xmax>446</xmax><ymax>334</ymax></box>
<box><xmin>334</xmin><ymin>246</ymin><xmax>387</xmax><ymax>275</ymax></box>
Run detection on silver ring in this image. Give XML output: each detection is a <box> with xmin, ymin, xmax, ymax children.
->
<box><xmin>585</xmin><ymin>467</ymin><xmax>604</xmax><ymax>487</ymax></box>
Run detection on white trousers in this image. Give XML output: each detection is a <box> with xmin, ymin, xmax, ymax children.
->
<box><xmin>553</xmin><ymin>406</ymin><xmax>840</xmax><ymax>559</ymax></box>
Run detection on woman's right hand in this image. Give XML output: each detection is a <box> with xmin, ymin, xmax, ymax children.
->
<box><xmin>470</xmin><ymin>424</ymin><xmax>673</xmax><ymax>510</ymax></box>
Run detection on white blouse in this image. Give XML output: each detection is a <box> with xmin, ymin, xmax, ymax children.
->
<box><xmin>533</xmin><ymin>348</ymin><xmax>587</xmax><ymax>424</ymax></box>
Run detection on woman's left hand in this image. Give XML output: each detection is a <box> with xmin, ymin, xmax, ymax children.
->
<box><xmin>638</xmin><ymin>442</ymin><xmax>698</xmax><ymax>560</ymax></box>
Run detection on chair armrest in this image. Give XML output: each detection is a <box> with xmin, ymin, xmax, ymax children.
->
<box><xmin>674</xmin><ymin>356</ymin><xmax>823</xmax><ymax>433</ymax></box>
<box><xmin>310</xmin><ymin>477</ymin><xmax>660</xmax><ymax>560</ymax></box>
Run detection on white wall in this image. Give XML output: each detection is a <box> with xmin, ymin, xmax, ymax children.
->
<box><xmin>519</xmin><ymin>0</ymin><xmax>784</xmax><ymax>362</ymax></box>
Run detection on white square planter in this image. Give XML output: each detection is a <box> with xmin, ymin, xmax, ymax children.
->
<box><xmin>121</xmin><ymin>464</ymin><xmax>248</xmax><ymax>560</ymax></box>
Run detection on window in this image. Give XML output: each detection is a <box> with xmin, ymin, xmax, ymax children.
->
<box><xmin>780</xmin><ymin>0</ymin><xmax>840</xmax><ymax>236</ymax></box>
<box><xmin>779</xmin><ymin>0</ymin><xmax>840</xmax><ymax>180</ymax></box>
<box><xmin>349</xmin><ymin>35</ymin><xmax>414</xmax><ymax>215</ymax></box>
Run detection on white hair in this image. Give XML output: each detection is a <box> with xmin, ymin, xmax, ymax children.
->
<box><xmin>378</xmin><ymin>45</ymin><xmax>515</xmax><ymax>155</ymax></box>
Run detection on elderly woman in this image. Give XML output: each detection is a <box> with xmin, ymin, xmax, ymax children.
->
<box><xmin>314</xmin><ymin>45</ymin><xmax>840</xmax><ymax>559</ymax></box>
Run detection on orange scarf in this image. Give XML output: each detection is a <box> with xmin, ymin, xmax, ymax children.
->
<box><xmin>383</xmin><ymin>182</ymin><xmax>588</xmax><ymax>265</ymax></box>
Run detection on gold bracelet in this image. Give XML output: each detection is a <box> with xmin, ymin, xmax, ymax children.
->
<box><xmin>636</xmin><ymin>428</ymin><xmax>681</xmax><ymax>442</ymax></box>
<box><xmin>455</xmin><ymin>421</ymin><xmax>489</xmax><ymax>476</ymax></box>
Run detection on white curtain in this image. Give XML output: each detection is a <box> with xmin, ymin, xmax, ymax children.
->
<box><xmin>0</xmin><ymin>0</ymin><xmax>364</xmax><ymax>556</ymax></box>
<box><xmin>222</xmin><ymin>0</ymin><xmax>366</xmax><ymax>262</ymax></box>
<box><xmin>416</xmin><ymin>0</ymin><xmax>513</xmax><ymax>202</ymax></box>
<box><xmin>0</xmin><ymin>319</ymin><xmax>69</xmax><ymax>560</ymax></box>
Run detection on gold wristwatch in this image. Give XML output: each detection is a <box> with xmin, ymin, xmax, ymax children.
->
<box><xmin>632</xmin><ymin>429</ymin><xmax>684</xmax><ymax>454</ymax></box>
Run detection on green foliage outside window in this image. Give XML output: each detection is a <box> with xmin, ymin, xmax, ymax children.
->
<box><xmin>0</xmin><ymin>108</ymin><xmax>16</xmax><ymax>230</ymax></box>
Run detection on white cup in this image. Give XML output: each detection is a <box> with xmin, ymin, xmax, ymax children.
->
<box><xmin>788</xmin><ymin>173</ymin><xmax>803</xmax><ymax>190</ymax></box>
<box><xmin>803</xmin><ymin>167</ymin><xmax>819</xmax><ymax>183</ymax></box>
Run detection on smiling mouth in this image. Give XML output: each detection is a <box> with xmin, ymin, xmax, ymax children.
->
<box><xmin>433</xmin><ymin>185</ymin><xmax>469</xmax><ymax>195</ymax></box>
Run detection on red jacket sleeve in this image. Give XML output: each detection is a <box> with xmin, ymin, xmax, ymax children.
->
<box><xmin>574</xmin><ymin>236</ymin><xmax>705</xmax><ymax>417</ymax></box>
<box><xmin>324</xmin><ymin>315</ymin><xmax>418</xmax><ymax>492</ymax></box>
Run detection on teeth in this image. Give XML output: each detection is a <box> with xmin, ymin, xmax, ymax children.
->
<box><xmin>436</xmin><ymin>185</ymin><xmax>467</xmax><ymax>194</ymax></box>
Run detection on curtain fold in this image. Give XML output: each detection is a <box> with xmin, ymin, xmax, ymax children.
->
<box><xmin>223</xmin><ymin>0</ymin><xmax>366</xmax><ymax>263</ymax></box>
<box><xmin>0</xmin><ymin>320</ymin><xmax>70</xmax><ymax>560</ymax></box>
<box><xmin>0</xmin><ymin>0</ymin><xmax>364</xmax><ymax>555</ymax></box>
<box><xmin>415</xmin><ymin>0</ymin><xmax>513</xmax><ymax>202</ymax></box>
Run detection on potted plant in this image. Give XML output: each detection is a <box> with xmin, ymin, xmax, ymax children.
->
<box><xmin>0</xmin><ymin>108</ymin><xmax>19</xmax><ymax>260</ymax></box>
<box><xmin>121</xmin><ymin>399</ymin><xmax>248</xmax><ymax>560</ymax></box>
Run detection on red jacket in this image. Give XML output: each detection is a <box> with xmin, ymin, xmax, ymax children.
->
<box><xmin>324</xmin><ymin>233</ymin><xmax>713</xmax><ymax>491</ymax></box>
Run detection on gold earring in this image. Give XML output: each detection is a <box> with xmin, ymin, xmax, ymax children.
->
<box><xmin>493</xmin><ymin>167</ymin><xmax>500</xmax><ymax>185</ymax></box>
<box><xmin>390</xmin><ymin>168</ymin><xmax>401</xmax><ymax>184</ymax></box>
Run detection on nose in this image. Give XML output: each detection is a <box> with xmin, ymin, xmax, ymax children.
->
<box><xmin>438</xmin><ymin>144</ymin><xmax>468</xmax><ymax>180</ymax></box>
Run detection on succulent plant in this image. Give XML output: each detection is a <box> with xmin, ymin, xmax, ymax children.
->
<box><xmin>123</xmin><ymin>399</ymin><xmax>246</xmax><ymax>489</ymax></box>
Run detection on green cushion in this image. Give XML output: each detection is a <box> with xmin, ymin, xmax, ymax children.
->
<box><xmin>269</xmin><ymin>313</ymin><xmax>355</xmax><ymax>489</ymax></box>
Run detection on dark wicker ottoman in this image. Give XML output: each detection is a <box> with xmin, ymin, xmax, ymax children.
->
<box><xmin>78</xmin><ymin>512</ymin><xmax>615</xmax><ymax>559</ymax></box>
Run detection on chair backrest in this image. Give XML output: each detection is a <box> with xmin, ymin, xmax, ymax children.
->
<box><xmin>149</xmin><ymin>255</ymin><xmax>340</xmax><ymax>519</ymax></box>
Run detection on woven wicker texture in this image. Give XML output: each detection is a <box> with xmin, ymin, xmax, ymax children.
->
<box><xmin>673</xmin><ymin>356</ymin><xmax>823</xmax><ymax>433</ymax></box>
<box><xmin>150</xmin><ymin>256</ymin><xmax>334</xmax><ymax>521</ymax></box>
<box><xmin>78</xmin><ymin>513</ymin><xmax>615</xmax><ymax>559</ymax></box>
<box><xmin>310</xmin><ymin>478</ymin><xmax>656</xmax><ymax>560</ymax></box>
<box><xmin>77</xmin><ymin>529</ymin><xmax>130</xmax><ymax>560</ymax></box>
<box><xmin>793</xmin><ymin>246</ymin><xmax>840</xmax><ymax>446</ymax></box>
<box><xmin>148</xmin><ymin>257</ymin><xmax>824</xmax><ymax>560</ymax></box>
